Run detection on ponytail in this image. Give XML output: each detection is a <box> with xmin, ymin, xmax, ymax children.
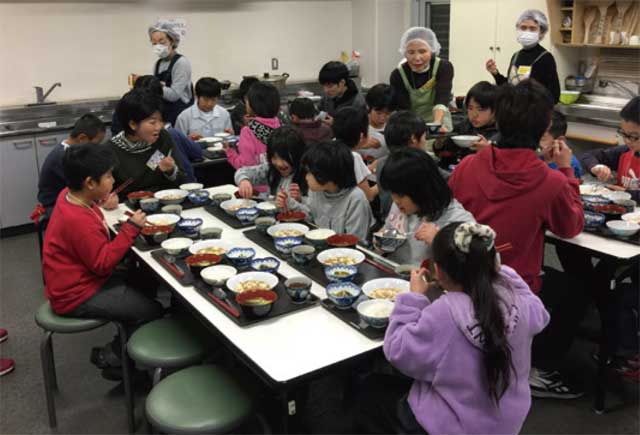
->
<box><xmin>433</xmin><ymin>222</ymin><xmax>513</xmax><ymax>404</ymax></box>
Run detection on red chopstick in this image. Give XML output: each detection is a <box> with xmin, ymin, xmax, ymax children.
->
<box><xmin>364</xmin><ymin>257</ymin><xmax>396</xmax><ymax>275</ymax></box>
<box><xmin>206</xmin><ymin>292</ymin><xmax>241</xmax><ymax>318</ymax></box>
<box><xmin>112</xmin><ymin>178</ymin><xmax>134</xmax><ymax>196</ymax></box>
<box><xmin>495</xmin><ymin>243</ymin><xmax>512</xmax><ymax>253</ymax></box>
<box><xmin>156</xmin><ymin>255</ymin><xmax>185</xmax><ymax>278</ymax></box>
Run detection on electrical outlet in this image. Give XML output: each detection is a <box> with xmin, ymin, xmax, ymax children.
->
<box><xmin>271</xmin><ymin>58</ymin><xmax>279</xmax><ymax>71</ymax></box>
<box><xmin>288</xmin><ymin>400</ymin><xmax>296</xmax><ymax>415</ymax></box>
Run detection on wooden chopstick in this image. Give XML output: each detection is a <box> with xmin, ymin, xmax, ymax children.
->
<box><xmin>156</xmin><ymin>254</ymin><xmax>185</xmax><ymax>278</ymax></box>
<box><xmin>206</xmin><ymin>292</ymin><xmax>241</xmax><ymax>318</ymax></box>
<box><xmin>112</xmin><ymin>178</ymin><xmax>134</xmax><ymax>196</ymax></box>
<box><xmin>364</xmin><ymin>257</ymin><xmax>396</xmax><ymax>275</ymax></box>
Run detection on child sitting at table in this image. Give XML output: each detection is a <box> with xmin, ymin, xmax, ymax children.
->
<box><xmin>580</xmin><ymin>96</ymin><xmax>640</xmax><ymax>201</ymax></box>
<box><xmin>356</xmin><ymin>222</ymin><xmax>549</xmax><ymax>434</ymax></box>
<box><xmin>377</xmin><ymin>148</ymin><xmax>474</xmax><ymax>266</ymax></box>
<box><xmin>448</xmin><ymin>80</ymin><xmax>585</xmax><ymax>399</ymax></box>
<box><xmin>318</xmin><ymin>61</ymin><xmax>367</xmax><ymax>123</ymax></box>
<box><xmin>332</xmin><ymin>106</ymin><xmax>378</xmax><ymax>202</ymax></box>
<box><xmin>289</xmin><ymin>97</ymin><xmax>333</xmax><ymax>146</ymax></box>
<box><xmin>175</xmin><ymin>77</ymin><xmax>232</xmax><ymax>140</ymax></box>
<box><xmin>226</xmin><ymin>82</ymin><xmax>281</xmax><ymax>169</ymax></box>
<box><xmin>38</xmin><ymin>114</ymin><xmax>114</xmax><ymax>219</ymax></box>
<box><xmin>43</xmin><ymin>144</ymin><xmax>163</xmax><ymax>378</ymax></box>
<box><xmin>357</xmin><ymin>83</ymin><xmax>397</xmax><ymax>162</ymax></box>
<box><xmin>230</xmin><ymin>76</ymin><xmax>260</xmax><ymax>135</ymax></box>
<box><xmin>435</xmin><ymin>81</ymin><xmax>498</xmax><ymax>170</ymax></box>
<box><xmin>235</xmin><ymin>126</ymin><xmax>308</xmax><ymax>203</ymax></box>
<box><xmin>279</xmin><ymin>141</ymin><xmax>373</xmax><ymax>240</ymax></box>
<box><xmin>540</xmin><ymin>110</ymin><xmax>582</xmax><ymax>178</ymax></box>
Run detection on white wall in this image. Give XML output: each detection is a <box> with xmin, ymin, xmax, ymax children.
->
<box><xmin>0</xmin><ymin>1</ymin><xmax>353</xmax><ymax>106</ymax></box>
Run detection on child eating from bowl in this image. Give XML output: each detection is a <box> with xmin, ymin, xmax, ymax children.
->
<box><xmin>540</xmin><ymin>110</ymin><xmax>581</xmax><ymax>178</ymax></box>
<box><xmin>318</xmin><ymin>61</ymin><xmax>367</xmax><ymax>124</ymax></box>
<box><xmin>289</xmin><ymin>97</ymin><xmax>333</xmax><ymax>146</ymax></box>
<box><xmin>355</xmin><ymin>222</ymin><xmax>549</xmax><ymax>434</ymax></box>
<box><xmin>43</xmin><ymin>144</ymin><xmax>162</xmax><ymax>378</ymax></box>
<box><xmin>357</xmin><ymin>83</ymin><xmax>397</xmax><ymax>162</ymax></box>
<box><xmin>278</xmin><ymin>141</ymin><xmax>373</xmax><ymax>240</ymax></box>
<box><xmin>436</xmin><ymin>81</ymin><xmax>498</xmax><ymax>169</ymax></box>
<box><xmin>580</xmin><ymin>96</ymin><xmax>640</xmax><ymax>201</ymax></box>
<box><xmin>175</xmin><ymin>77</ymin><xmax>232</xmax><ymax>140</ymax></box>
<box><xmin>235</xmin><ymin>126</ymin><xmax>308</xmax><ymax>204</ymax></box>
<box><xmin>226</xmin><ymin>82</ymin><xmax>281</xmax><ymax>170</ymax></box>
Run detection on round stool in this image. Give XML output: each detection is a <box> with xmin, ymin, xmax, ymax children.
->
<box><xmin>127</xmin><ymin>317</ymin><xmax>207</xmax><ymax>384</ymax></box>
<box><xmin>146</xmin><ymin>365</ymin><xmax>252</xmax><ymax>434</ymax></box>
<box><xmin>35</xmin><ymin>302</ymin><xmax>134</xmax><ymax>433</ymax></box>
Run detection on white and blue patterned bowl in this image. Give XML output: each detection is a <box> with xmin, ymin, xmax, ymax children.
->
<box><xmin>274</xmin><ymin>236</ymin><xmax>303</xmax><ymax>255</ymax></box>
<box><xmin>226</xmin><ymin>247</ymin><xmax>256</xmax><ymax>269</ymax></box>
<box><xmin>357</xmin><ymin>299</ymin><xmax>394</xmax><ymax>329</ymax></box>
<box><xmin>584</xmin><ymin>210</ymin><xmax>606</xmax><ymax>229</ymax></box>
<box><xmin>326</xmin><ymin>282</ymin><xmax>362</xmax><ymax>309</ymax></box>
<box><xmin>235</xmin><ymin>207</ymin><xmax>260</xmax><ymax>224</ymax></box>
<box><xmin>324</xmin><ymin>265</ymin><xmax>357</xmax><ymax>282</ymax></box>
<box><xmin>177</xmin><ymin>218</ymin><xmax>203</xmax><ymax>235</ymax></box>
<box><xmin>250</xmin><ymin>257</ymin><xmax>281</xmax><ymax>274</ymax></box>
<box><xmin>187</xmin><ymin>189</ymin><xmax>211</xmax><ymax>206</ymax></box>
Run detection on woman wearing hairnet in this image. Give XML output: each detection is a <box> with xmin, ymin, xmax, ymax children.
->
<box><xmin>486</xmin><ymin>9</ymin><xmax>560</xmax><ymax>103</ymax></box>
<box><xmin>390</xmin><ymin>27</ymin><xmax>454</xmax><ymax>132</ymax></box>
<box><xmin>147</xmin><ymin>20</ymin><xmax>194</xmax><ymax>126</ymax></box>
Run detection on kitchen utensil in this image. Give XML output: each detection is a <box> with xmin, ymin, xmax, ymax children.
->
<box><xmin>113</xmin><ymin>177</ymin><xmax>134</xmax><ymax>196</ymax></box>
<box><xmin>583</xmin><ymin>7</ymin><xmax>598</xmax><ymax>44</ymax></box>
<box><xmin>206</xmin><ymin>291</ymin><xmax>240</xmax><ymax>318</ymax></box>
<box><xmin>158</xmin><ymin>253</ymin><xmax>185</xmax><ymax>278</ymax></box>
<box><xmin>243</xmin><ymin>73</ymin><xmax>290</xmax><ymax>91</ymax></box>
<box><xmin>594</xmin><ymin>2</ymin><xmax>614</xmax><ymax>44</ymax></box>
<box><xmin>611</xmin><ymin>1</ymin><xmax>632</xmax><ymax>44</ymax></box>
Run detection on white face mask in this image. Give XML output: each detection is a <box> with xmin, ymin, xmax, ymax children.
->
<box><xmin>517</xmin><ymin>30</ymin><xmax>539</xmax><ymax>48</ymax></box>
<box><xmin>153</xmin><ymin>44</ymin><xmax>170</xmax><ymax>59</ymax></box>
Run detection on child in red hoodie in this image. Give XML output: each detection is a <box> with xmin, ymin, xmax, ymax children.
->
<box><xmin>448</xmin><ymin>80</ymin><xmax>585</xmax><ymax>399</ymax></box>
<box><xmin>43</xmin><ymin>144</ymin><xmax>162</xmax><ymax>377</ymax></box>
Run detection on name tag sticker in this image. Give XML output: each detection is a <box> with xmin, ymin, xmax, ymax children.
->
<box><xmin>517</xmin><ymin>65</ymin><xmax>532</xmax><ymax>76</ymax></box>
<box><xmin>146</xmin><ymin>150</ymin><xmax>166</xmax><ymax>170</ymax></box>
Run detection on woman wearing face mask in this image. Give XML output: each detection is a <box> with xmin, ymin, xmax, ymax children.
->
<box><xmin>486</xmin><ymin>9</ymin><xmax>560</xmax><ymax>103</ymax></box>
<box><xmin>389</xmin><ymin>27</ymin><xmax>454</xmax><ymax>133</ymax></box>
<box><xmin>145</xmin><ymin>20</ymin><xmax>194</xmax><ymax>126</ymax></box>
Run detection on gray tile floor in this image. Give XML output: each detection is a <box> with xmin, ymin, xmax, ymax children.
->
<box><xmin>1</xmin><ymin>233</ymin><xmax>638</xmax><ymax>434</ymax></box>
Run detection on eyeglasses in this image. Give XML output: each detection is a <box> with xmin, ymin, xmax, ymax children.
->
<box><xmin>617</xmin><ymin>129</ymin><xmax>640</xmax><ymax>142</ymax></box>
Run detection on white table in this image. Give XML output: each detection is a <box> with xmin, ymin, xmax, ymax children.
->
<box><xmin>104</xmin><ymin>185</ymin><xmax>382</xmax><ymax>387</ymax></box>
<box><xmin>545</xmin><ymin>230</ymin><xmax>640</xmax><ymax>259</ymax></box>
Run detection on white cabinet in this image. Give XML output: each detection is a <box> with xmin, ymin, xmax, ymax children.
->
<box><xmin>35</xmin><ymin>132</ymin><xmax>67</xmax><ymax>173</ymax></box>
<box><xmin>0</xmin><ymin>137</ymin><xmax>39</xmax><ymax>228</ymax></box>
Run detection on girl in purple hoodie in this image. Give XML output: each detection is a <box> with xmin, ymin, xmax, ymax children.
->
<box><xmin>358</xmin><ymin>222</ymin><xmax>549</xmax><ymax>435</ymax></box>
<box><xmin>226</xmin><ymin>82</ymin><xmax>281</xmax><ymax>171</ymax></box>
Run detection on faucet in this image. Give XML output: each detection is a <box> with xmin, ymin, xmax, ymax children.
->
<box><xmin>34</xmin><ymin>82</ymin><xmax>62</xmax><ymax>104</ymax></box>
<box><xmin>598</xmin><ymin>80</ymin><xmax>639</xmax><ymax>98</ymax></box>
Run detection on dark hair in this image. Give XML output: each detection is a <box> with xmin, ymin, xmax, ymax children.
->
<box><xmin>432</xmin><ymin>222</ymin><xmax>513</xmax><ymax>404</ymax></box>
<box><xmin>548</xmin><ymin>110</ymin><xmax>568</xmax><ymax>138</ymax></box>
<box><xmin>195</xmin><ymin>77</ymin><xmax>222</xmax><ymax>98</ymax></box>
<box><xmin>267</xmin><ymin>126</ymin><xmax>309</xmax><ymax>196</ymax></box>
<box><xmin>70</xmin><ymin>114</ymin><xmax>106</xmax><ymax>139</ymax></box>
<box><xmin>332</xmin><ymin>106</ymin><xmax>368</xmax><ymax>148</ymax></box>
<box><xmin>365</xmin><ymin>83</ymin><xmax>397</xmax><ymax>112</ymax></box>
<box><xmin>246</xmin><ymin>82</ymin><xmax>280</xmax><ymax>118</ymax></box>
<box><xmin>380</xmin><ymin>148</ymin><xmax>452</xmax><ymax>221</ymax></box>
<box><xmin>63</xmin><ymin>144</ymin><xmax>117</xmax><ymax>191</ymax></box>
<box><xmin>116</xmin><ymin>89</ymin><xmax>164</xmax><ymax>135</ymax></box>
<box><xmin>620</xmin><ymin>96</ymin><xmax>640</xmax><ymax>124</ymax></box>
<box><xmin>465</xmin><ymin>81</ymin><xmax>497</xmax><ymax>110</ymax></box>
<box><xmin>383</xmin><ymin>110</ymin><xmax>426</xmax><ymax>150</ymax></box>
<box><xmin>301</xmin><ymin>140</ymin><xmax>356</xmax><ymax>189</ymax></box>
<box><xmin>234</xmin><ymin>76</ymin><xmax>260</xmax><ymax>100</ymax></box>
<box><xmin>133</xmin><ymin>75</ymin><xmax>163</xmax><ymax>97</ymax></box>
<box><xmin>318</xmin><ymin>61</ymin><xmax>349</xmax><ymax>85</ymax></box>
<box><xmin>289</xmin><ymin>97</ymin><xmax>317</xmax><ymax>120</ymax></box>
<box><xmin>495</xmin><ymin>80</ymin><xmax>553</xmax><ymax>150</ymax></box>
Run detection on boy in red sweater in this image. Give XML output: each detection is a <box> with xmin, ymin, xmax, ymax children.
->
<box><xmin>448</xmin><ymin>80</ymin><xmax>585</xmax><ymax>399</ymax></box>
<box><xmin>43</xmin><ymin>144</ymin><xmax>162</xmax><ymax>379</ymax></box>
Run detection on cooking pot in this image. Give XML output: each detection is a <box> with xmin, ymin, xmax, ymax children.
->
<box><xmin>243</xmin><ymin>73</ymin><xmax>290</xmax><ymax>91</ymax></box>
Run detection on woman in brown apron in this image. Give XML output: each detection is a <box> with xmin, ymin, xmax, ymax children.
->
<box><xmin>485</xmin><ymin>9</ymin><xmax>560</xmax><ymax>103</ymax></box>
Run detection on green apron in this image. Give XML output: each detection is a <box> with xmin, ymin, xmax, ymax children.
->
<box><xmin>397</xmin><ymin>57</ymin><xmax>453</xmax><ymax>131</ymax></box>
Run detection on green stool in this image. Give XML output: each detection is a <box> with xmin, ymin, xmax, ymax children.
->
<box><xmin>145</xmin><ymin>365</ymin><xmax>252</xmax><ymax>434</ymax></box>
<box><xmin>127</xmin><ymin>317</ymin><xmax>207</xmax><ymax>385</ymax></box>
<box><xmin>35</xmin><ymin>302</ymin><xmax>135</xmax><ymax>433</ymax></box>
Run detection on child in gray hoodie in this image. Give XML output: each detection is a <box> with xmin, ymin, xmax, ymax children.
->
<box><xmin>278</xmin><ymin>141</ymin><xmax>374</xmax><ymax>241</ymax></box>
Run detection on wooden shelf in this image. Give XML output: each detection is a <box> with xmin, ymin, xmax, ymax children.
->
<box><xmin>560</xmin><ymin>27</ymin><xmax>573</xmax><ymax>31</ymax></box>
<box><xmin>561</xmin><ymin>7</ymin><xmax>574</xmax><ymax>11</ymax></box>
<box><xmin>557</xmin><ymin>43</ymin><xmax>640</xmax><ymax>49</ymax></box>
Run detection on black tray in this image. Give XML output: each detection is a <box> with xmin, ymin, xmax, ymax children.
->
<box><xmin>320</xmin><ymin>298</ymin><xmax>386</xmax><ymax>340</ymax></box>
<box><xmin>583</xmin><ymin>226</ymin><xmax>640</xmax><ymax>247</ymax></box>
<box><xmin>243</xmin><ymin>228</ymin><xmax>397</xmax><ymax>287</ymax></box>
<box><xmin>192</xmin><ymin>273</ymin><xmax>319</xmax><ymax>326</ymax></box>
<box><xmin>202</xmin><ymin>149</ymin><xmax>226</xmax><ymax>160</ymax></box>
<box><xmin>426</xmin><ymin>131</ymin><xmax>457</xmax><ymax>139</ymax></box>
<box><xmin>114</xmin><ymin>223</ymin><xmax>193</xmax><ymax>252</ymax></box>
<box><xmin>150</xmin><ymin>249</ymin><xmax>195</xmax><ymax>285</ymax></box>
<box><xmin>125</xmin><ymin>198</ymin><xmax>209</xmax><ymax>212</ymax></box>
<box><xmin>204</xmin><ymin>204</ymin><xmax>255</xmax><ymax>229</ymax></box>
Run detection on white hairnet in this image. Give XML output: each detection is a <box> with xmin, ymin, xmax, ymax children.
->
<box><xmin>148</xmin><ymin>19</ymin><xmax>185</xmax><ymax>47</ymax></box>
<box><xmin>398</xmin><ymin>27</ymin><xmax>441</xmax><ymax>55</ymax></box>
<box><xmin>516</xmin><ymin>9</ymin><xmax>549</xmax><ymax>35</ymax></box>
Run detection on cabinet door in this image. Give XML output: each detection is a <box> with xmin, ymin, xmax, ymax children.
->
<box><xmin>35</xmin><ymin>132</ymin><xmax>65</xmax><ymax>174</ymax></box>
<box><xmin>0</xmin><ymin>137</ymin><xmax>39</xmax><ymax>228</ymax></box>
<box><xmin>449</xmin><ymin>0</ymin><xmax>497</xmax><ymax>95</ymax></box>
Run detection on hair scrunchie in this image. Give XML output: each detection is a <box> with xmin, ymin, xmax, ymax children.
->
<box><xmin>453</xmin><ymin>223</ymin><xmax>496</xmax><ymax>254</ymax></box>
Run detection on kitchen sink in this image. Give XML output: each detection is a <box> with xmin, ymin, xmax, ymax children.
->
<box><xmin>555</xmin><ymin>94</ymin><xmax>627</xmax><ymax>129</ymax></box>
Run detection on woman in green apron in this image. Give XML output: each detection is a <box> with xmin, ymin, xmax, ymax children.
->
<box><xmin>390</xmin><ymin>27</ymin><xmax>454</xmax><ymax>132</ymax></box>
<box><xmin>485</xmin><ymin>9</ymin><xmax>560</xmax><ymax>103</ymax></box>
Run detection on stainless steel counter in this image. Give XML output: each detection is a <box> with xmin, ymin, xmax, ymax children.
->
<box><xmin>555</xmin><ymin>94</ymin><xmax>629</xmax><ymax>129</ymax></box>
